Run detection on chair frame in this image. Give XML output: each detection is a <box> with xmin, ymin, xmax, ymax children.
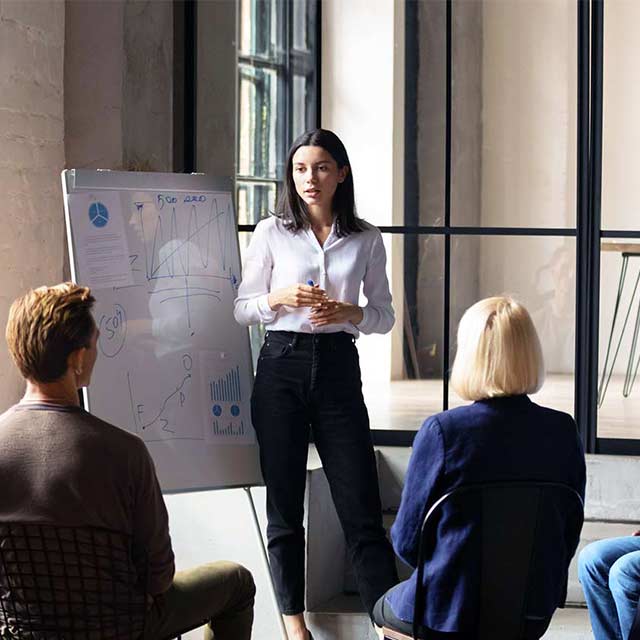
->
<box><xmin>383</xmin><ymin>480</ymin><xmax>584</xmax><ymax>640</ymax></box>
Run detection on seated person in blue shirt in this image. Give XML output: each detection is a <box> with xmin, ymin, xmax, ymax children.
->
<box><xmin>372</xmin><ymin>296</ymin><xmax>586</xmax><ymax>639</ymax></box>
<box><xmin>579</xmin><ymin>528</ymin><xmax>640</xmax><ymax>638</ymax></box>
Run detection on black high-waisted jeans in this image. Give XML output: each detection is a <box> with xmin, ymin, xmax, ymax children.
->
<box><xmin>251</xmin><ymin>330</ymin><xmax>398</xmax><ymax>616</ymax></box>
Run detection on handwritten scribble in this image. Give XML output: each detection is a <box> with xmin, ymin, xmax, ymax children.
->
<box><xmin>98</xmin><ymin>304</ymin><xmax>127</xmax><ymax>358</ymax></box>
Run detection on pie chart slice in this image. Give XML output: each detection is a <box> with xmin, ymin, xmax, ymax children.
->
<box><xmin>88</xmin><ymin>202</ymin><xmax>109</xmax><ymax>228</ymax></box>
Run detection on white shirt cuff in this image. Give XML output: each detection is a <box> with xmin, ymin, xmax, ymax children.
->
<box><xmin>257</xmin><ymin>293</ymin><xmax>278</xmax><ymax>323</ymax></box>
<box><xmin>356</xmin><ymin>305</ymin><xmax>374</xmax><ymax>334</ymax></box>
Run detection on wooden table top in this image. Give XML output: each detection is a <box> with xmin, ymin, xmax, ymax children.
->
<box><xmin>601</xmin><ymin>242</ymin><xmax>640</xmax><ymax>253</ymax></box>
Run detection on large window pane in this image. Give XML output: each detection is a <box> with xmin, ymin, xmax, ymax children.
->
<box><xmin>292</xmin><ymin>0</ymin><xmax>309</xmax><ymax>52</ymax></box>
<box><xmin>239</xmin><ymin>0</ymin><xmax>280</xmax><ymax>60</ymax></box>
<box><xmin>362</xmin><ymin>235</ymin><xmax>444</xmax><ymax>431</ymax></box>
<box><xmin>409</xmin><ymin>1</ymin><xmax>445</xmax><ymax>226</ymax></box>
<box><xmin>601</xmin><ymin>1</ymin><xmax>640</xmax><ymax>231</ymax></box>
<box><xmin>237</xmin><ymin>181</ymin><xmax>277</xmax><ymax>225</ymax></box>
<box><xmin>449</xmin><ymin>236</ymin><xmax>576</xmax><ymax>417</ymax></box>
<box><xmin>451</xmin><ymin>1</ymin><xmax>576</xmax><ymax>228</ymax></box>
<box><xmin>292</xmin><ymin>73</ymin><xmax>310</xmax><ymax>139</ymax></box>
<box><xmin>598</xmin><ymin>240</ymin><xmax>640</xmax><ymax>438</ymax></box>
<box><xmin>238</xmin><ymin>65</ymin><xmax>280</xmax><ymax>179</ymax></box>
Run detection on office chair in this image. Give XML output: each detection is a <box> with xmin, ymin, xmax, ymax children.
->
<box><xmin>0</xmin><ymin>522</ymin><xmax>203</xmax><ymax>640</ymax></box>
<box><xmin>382</xmin><ymin>481</ymin><xmax>584</xmax><ymax>640</ymax></box>
<box><xmin>0</xmin><ymin>522</ymin><xmax>148</xmax><ymax>639</ymax></box>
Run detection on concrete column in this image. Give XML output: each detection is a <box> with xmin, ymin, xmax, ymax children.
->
<box><xmin>0</xmin><ymin>0</ymin><xmax>66</xmax><ymax>408</ymax></box>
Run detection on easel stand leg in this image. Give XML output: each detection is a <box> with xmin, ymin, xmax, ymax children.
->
<box><xmin>244</xmin><ymin>487</ymin><xmax>288</xmax><ymax>640</ymax></box>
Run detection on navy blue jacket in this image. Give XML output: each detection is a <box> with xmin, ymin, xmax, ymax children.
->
<box><xmin>387</xmin><ymin>395</ymin><xmax>586</xmax><ymax>632</ymax></box>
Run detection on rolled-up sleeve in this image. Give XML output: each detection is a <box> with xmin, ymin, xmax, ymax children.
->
<box><xmin>357</xmin><ymin>231</ymin><xmax>395</xmax><ymax>335</ymax></box>
<box><xmin>233</xmin><ymin>222</ymin><xmax>278</xmax><ymax>326</ymax></box>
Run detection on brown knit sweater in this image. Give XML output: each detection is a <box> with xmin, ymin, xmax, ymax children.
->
<box><xmin>0</xmin><ymin>403</ymin><xmax>175</xmax><ymax>595</ymax></box>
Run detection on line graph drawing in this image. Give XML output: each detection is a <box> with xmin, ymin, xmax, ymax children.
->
<box><xmin>127</xmin><ymin>353</ymin><xmax>198</xmax><ymax>440</ymax></box>
<box><xmin>131</xmin><ymin>193</ymin><xmax>240</xmax><ymax>336</ymax></box>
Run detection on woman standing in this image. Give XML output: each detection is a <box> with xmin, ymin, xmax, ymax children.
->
<box><xmin>234</xmin><ymin>129</ymin><xmax>398</xmax><ymax>640</ymax></box>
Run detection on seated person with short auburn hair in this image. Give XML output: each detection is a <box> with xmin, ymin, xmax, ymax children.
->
<box><xmin>373</xmin><ymin>296</ymin><xmax>586</xmax><ymax>640</ymax></box>
<box><xmin>0</xmin><ymin>283</ymin><xmax>255</xmax><ymax>640</ymax></box>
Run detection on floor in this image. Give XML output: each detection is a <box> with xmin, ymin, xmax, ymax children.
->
<box><xmin>307</xmin><ymin>604</ymin><xmax>594</xmax><ymax>640</ymax></box>
<box><xmin>542</xmin><ymin>607</ymin><xmax>594</xmax><ymax>640</ymax></box>
<box><xmin>362</xmin><ymin>373</ymin><xmax>640</xmax><ymax>439</ymax></box>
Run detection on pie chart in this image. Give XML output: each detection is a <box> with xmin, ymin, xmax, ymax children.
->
<box><xmin>88</xmin><ymin>202</ymin><xmax>109</xmax><ymax>228</ymax></box>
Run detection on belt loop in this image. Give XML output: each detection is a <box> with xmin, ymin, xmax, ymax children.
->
<box><xmin>291</xmin><ymin>334</ymin><xmax>299</xmax><ymax>349</ymax></box>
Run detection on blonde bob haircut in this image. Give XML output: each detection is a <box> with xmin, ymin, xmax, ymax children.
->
<box><xmin>450</xmin><ymin>296</ymin><xmax>544</xmax><ymax>401</ymax></box>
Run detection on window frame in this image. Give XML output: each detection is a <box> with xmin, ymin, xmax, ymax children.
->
<box><xmin>235</xmin><ymin>0</ymin><xmax>320</xmax><ymax>225</ymax></box>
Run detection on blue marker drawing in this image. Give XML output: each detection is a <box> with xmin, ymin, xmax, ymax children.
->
<box><xmin>88</xmin><ymin>202</ymin><xmax>109</xmax><ymax>228</ymax></box>
<box><xmin>231</xmin><ymin>405</ymin><xmax>240</xmax><ymax>417</ymax></box>
<box><xmin>212</xmin><ymin>404</ymin><xmax>222</xmax><ymax>417</ymax></box>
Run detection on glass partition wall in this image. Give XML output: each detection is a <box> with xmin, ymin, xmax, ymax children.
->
<box><xmin>231</xmin><ymin>0</ymin><xmax>622</xmax><ymax>454</ymax></box>
<box><xmin>596</xmin><ymin>0</ymin><xmax>640</xmax><ymax>451</ymax></box>
<box><xmin>367</xmin><ymin>0</ymin><xmax>580</xmax><ymax>445</ymax></box>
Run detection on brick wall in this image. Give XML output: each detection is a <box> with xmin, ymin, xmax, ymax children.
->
<box><xmin>0</xmin><ymin>0</ymin><xmax>66</xmax><ymax>408</ymax></box>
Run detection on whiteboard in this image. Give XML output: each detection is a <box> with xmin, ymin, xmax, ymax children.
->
<box><xmin>62</xmin><ymin>169</ymin><xmax>262</xmax><ymax>492</ymax></box>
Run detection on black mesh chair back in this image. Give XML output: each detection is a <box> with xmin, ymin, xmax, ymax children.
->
<box><xmin>0</xmin><ymin>522</ymin><xmax>147</xmax><ymax>640</ymax></box>
<box><xmin>410</xmin><ymin>481</ymin><xmax>584</xmax><ymax>640</ymax></box>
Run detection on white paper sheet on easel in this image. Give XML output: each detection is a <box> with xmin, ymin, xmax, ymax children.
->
<box><xmin>69</xmin><ymin>192</ymin><xmax>133</xmax><ymax>290</ymax></box>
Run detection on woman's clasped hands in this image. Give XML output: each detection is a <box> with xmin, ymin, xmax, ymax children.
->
<box><xmin>267</xmin><ymin>283</ymin><xmax>363</xmax><ymax>326</ymax></box>
<box><xmin>309</xmin><ymin>298</ymin><xmax>363</xmax><ymax>326</ymax></box>
<box><xmin>268</xmin><ymin>283</ymin><xmax>327</xmax><ymax>310</ymax></box>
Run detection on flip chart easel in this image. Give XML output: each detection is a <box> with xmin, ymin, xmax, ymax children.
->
<box><xmin>62</xmin><ymin>169</ymin><xmax>287</xmax><ymax>639</ymax></box>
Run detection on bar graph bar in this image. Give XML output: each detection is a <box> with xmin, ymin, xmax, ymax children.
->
<box><xmin>212</xmin><ymin>419</ymin><xmax>245</xmax><ymax>436</ymax></box>
<box><xmin>209</xmin><ymin>366</ymin><xmax>242</xmax><ymax>403</ymax></box>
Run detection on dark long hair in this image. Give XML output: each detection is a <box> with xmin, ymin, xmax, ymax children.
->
<box><xmin>275</xmin><ymin>128</ymin><xmax>367</xmax><ymax>236</ymax></box>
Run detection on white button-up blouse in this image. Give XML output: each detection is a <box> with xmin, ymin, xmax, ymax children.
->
<box><xmin>233</xmin><ymin>216</ymin><xmax>394</xmax><ymax>337</ymax></box>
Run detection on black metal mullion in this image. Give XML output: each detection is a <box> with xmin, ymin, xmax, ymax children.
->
<box><xmin>602</xmin><ymin>230</ymin><xmax>640</xmax><ymax>239</ymax></box>
<box><xmin>378</xmin><ymin>226</ymin><xmax>577</xmax><ymax>236</ymax></box>
<box><xmin>184</xmin><ymin>0</ymin><xmax>197</xmax><ymax>173</ymax></box>
<box><xmin>276</xmin><ymin>0</ymin><xmax>293</xmax><ymax>180</ymax></box>
<box><xmin>314</xmin><ymin>0</ymin><xmax>321</xmax><ymax>128</ymax></box>
<box><xmin>590</xmin><ymin>0</ymin><xmax>604</xmax><ymax>452</ymax></box>
<box><xmin>443</xmin><ymin>0</ymin><xmax>452</xmax><ymax>411</ymax></box>
<box><xmin>575</xmin><ymin>0</ymin><xmax>591</xmax><ymax>447</ymax></box>
<box><xmin>238</xmin><ymin>224</ymin><xmax>578</xmax><ymax>235</ymax></box>
<box><xmin>372</xmin><ymin>430</ymin><xmax>418</xmax><ymax>448</ymax></box>
<box><xmin>404</xmin><ymin>0</ymin><xmax>419</xmax><ymax>379</ymax></box>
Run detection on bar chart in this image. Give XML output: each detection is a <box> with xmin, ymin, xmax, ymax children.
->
<box><xmin>201</xmin><ymin>353</ymin><xmax>254</xmax><ymax>445</ymax></box>
<box><xmin>209</xmin><ymin>366</ymin><xmax>242</xmax><ymax>403</ymax></box>
<box><xmin>211</xmin><ymin>419</ymin><xmax>246</xmax><ymax>436</ymax></box>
